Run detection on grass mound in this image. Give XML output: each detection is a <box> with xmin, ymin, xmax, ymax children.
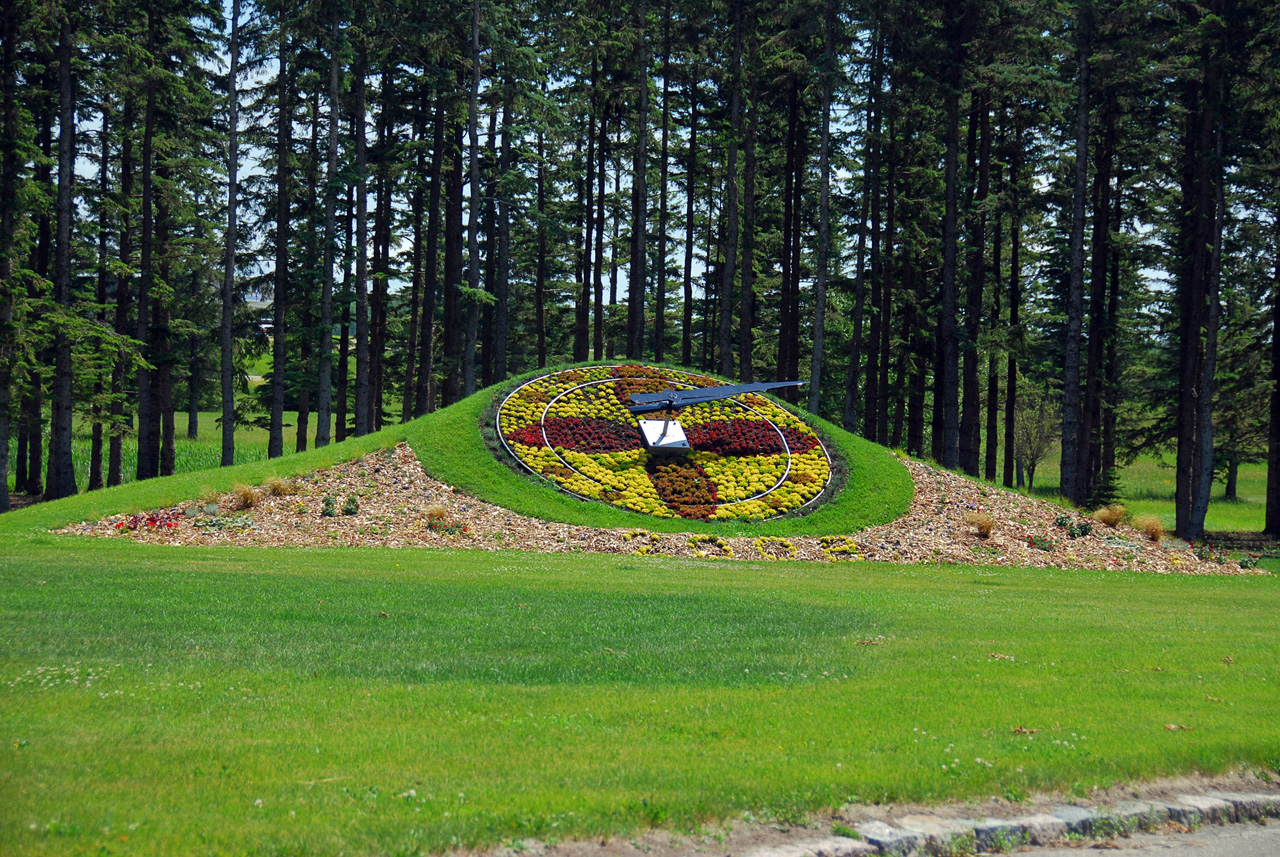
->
<box><xmin>0</xmin><ymin>363</ymin><xmax>911</xmax><ymax>539</ymax></box>
<box><xmin>403</xmin><ymin>363</ymin><xmax>912</xmax><ymax>536</ymax></box>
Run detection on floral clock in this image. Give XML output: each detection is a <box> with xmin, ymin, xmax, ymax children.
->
<box><xmin>495</xmin><ymin>365</ymin><xmax>832</xmax><ymax>521</ymax></box>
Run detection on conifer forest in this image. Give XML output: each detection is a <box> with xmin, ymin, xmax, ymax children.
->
<box><xmin>0</xmin><ymin>0</ymin><xmax>1278</xmax><ymax>541</ymax></box>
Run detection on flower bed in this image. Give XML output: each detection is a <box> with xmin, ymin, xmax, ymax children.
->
<box><xmin>497</xmin><ymin>365</ymin><xmax>833</xmax><ymax>520</ymax></box>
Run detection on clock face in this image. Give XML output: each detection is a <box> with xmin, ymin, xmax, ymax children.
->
<box><xmin>496</xmin><ymin>365</ymin><xmax>832</xmax><ymax>521</ymax></box>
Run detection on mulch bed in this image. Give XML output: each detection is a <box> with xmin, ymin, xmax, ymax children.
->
<box><xmin>57</xmin><ymin>443</ymin><xmax>1265</xmax><ymax>576</ymax></box>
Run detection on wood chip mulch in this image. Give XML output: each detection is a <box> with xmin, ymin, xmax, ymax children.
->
<box><xmin>57</xmin><ymin>444</ymin><xmax>1265</xmax><ymax>576</ymax></box>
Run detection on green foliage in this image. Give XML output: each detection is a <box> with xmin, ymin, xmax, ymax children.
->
<box><xmin>1086</xmin><ymin>468</ymin><xmax>1123</xmax><ymax>511</ymax></box>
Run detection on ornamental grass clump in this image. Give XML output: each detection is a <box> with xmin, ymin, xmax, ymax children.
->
<box><xmin>1134</xmin><ymin>514</ymin><xmax>1164</xmax><ymax>543</ymax></box>
<box><xmin>425</xmin><ymin>502</ymin><xmax>448</xmax><ymax>522</ymax></box>
<box><xmin>262</xmin><ymin>476</ymin><xmax>295</xmax><ymax>497</ymax></box>
<box><xmin>962</xmin><ymin>511</ymin><xmax>996</xmax><ymax>539</ymax></box>
<box><xmin>233</xmin><ymin>483</ymin><xmax>261</xmax><ymax>510</ymax></box>
<box><xmin>1092</xmin><ymin>504</ymin><xmax>1127</xmax><ymax>528</ymax></box>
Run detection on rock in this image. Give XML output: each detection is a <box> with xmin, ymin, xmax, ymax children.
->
<box><xmin>853</xmin><ymin>820</ymin><xmax>924</xmax><ymax>856</ymax></box>
<box><xmin>1109</xmin><ymin>801</ymin><xmax>1171</xmax><ymax>833</ymax></box>
<box><xmin>1051</xmin><ymin>805</ymin><xmax>1099</xmax><ymax>835</ymax></box>
<box><xmin>1206</xmin><ymin>791</ymin><xmax>1280</xmax><ymax>821</ymax></box>
<box><xmin>1175</xmin><ymin>794</ymin><xmax>1237</xmax><ymax>825</ymax></box>
<box><xmin>1009</xmin><ymin>812</ymin><xmax>1068</xmax><ymax>844</ymax></box>
<box><xmin>742</xmin><ymin>837</ymin><xmax>877</xmax><ymax>857</ymax></box>
<box><xmin>893</xmin><ymin>815</ymin><xmax>976</xmax><ymax>852</ymax></box>
<box><xmin>971</xmin><ymin>819</ymin><xmax>1028</xmax><ymax>852</ymax></box>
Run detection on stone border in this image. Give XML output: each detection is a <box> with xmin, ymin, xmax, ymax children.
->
<box><xmin>738</xmin><ymin>791</ymin><xmax>1280</xmax><ymax>857</ymax></box>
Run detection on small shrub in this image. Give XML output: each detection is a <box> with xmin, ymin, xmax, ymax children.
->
<box><xmin>1068</xmin><ymin>521</ymin><xmax>1093</xmax><ymax>539</ymax></box>
<box><xmin>963</xmin><ymin>511</ymin><xmax>996</xmax><ymax>538</ymax></box>
<box><xmin>1092</xmin><ymin>504</ymin><xmax>1126</xmax><ymax>528</ymax></box>
<box><xmin>233</xmin><ymin>483</ymin><xmax>261</xmax><ymax>509</ymax></box>
<box><xmin>1054</xmin><ymin>513</ymin><xmax>1073</xmax><ymax>528</ymax></box>
<box><xmin>1134</xmin><ymin>514</ymin><xmax>1164</xmax><ymax>543</ymax></box>
<box><xmin>1239</xmin><ymin>554</ymin><xmax>1260</xmax><ymax>570</ymax></box>
<box><xmin>1087</xmin><ymin>466</ymin><xmax>1123</xmax><ymax>510</ymax></box>
<box><xmin>342</xmin><ymin>495</ymin><xmax>360</xmax><ymax>516</ymax></box>
<box><xmin>321</xmin><ymin>495</ymin><xmax>338</xmax><ymax>517</ymax></box>
<box><xmin>262</xmin><ymin>476</ymin><xmax>295</xmax><ymax>497</ymax></box>
<box><xmin>1027</xmin><ymin>534</ymin><xmax>1057</xmax><ymax>551</ymax></box>
<box><xmin>425</xmin><ymin>502</ymin><xmax>448</xmax><ymax>521</ymax></box>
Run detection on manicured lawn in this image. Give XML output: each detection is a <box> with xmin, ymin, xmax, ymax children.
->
<box><xmin>2</xmin><ymin>537</ymin><xmax>1276</xmax><ymax>855</ymax></box>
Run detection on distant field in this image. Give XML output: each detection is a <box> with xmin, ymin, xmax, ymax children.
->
<box><xmin>1021</xmin><ymin>449</ymin><xmax>1267</xmax><ymax>534</ymax></box>
<box><xmin>6</xmin><ymin>411</ymin><xmax>338</xmax><ymax>495</ymax></box>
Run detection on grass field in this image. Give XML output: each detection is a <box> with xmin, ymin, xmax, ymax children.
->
<box><xmin>1018</xmin><ymin>451</ymin><xmax>1268</xmax><ymax>534</ymax></box>
<box><xmin>1</xmin><ymin>539</ymin><xmax>1277</xmax><ymax>855</ymax></box>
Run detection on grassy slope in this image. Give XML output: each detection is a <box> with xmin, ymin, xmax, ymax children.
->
<box><xmin>0</xmin><ymin>423</ymin><xmax>410</xmax><ymax>536</ymax></box>
<box><xmin>1</xmin><ymin>541</ymin><xmax>1277</xmax><ymax>856</ymax></box>
<box><xmin>403</xmin><ymin>364</ymin><xmax>913</xmax><ymax>537</ymax></box>
<box><xmin>2</xmin><ymin>365</ymin><xmax>912</xmax><ymax>539</ymax></box>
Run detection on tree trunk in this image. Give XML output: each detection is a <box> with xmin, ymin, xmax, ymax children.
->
<box><xmin>90</xmin><ymin>104</ymin><xmax>109</xmax><ymax>490</ymax></box>
<box><xmin>336</xmin><ymin>185</ymin><xmax>354</xmax><ymax>440</ymax></box>
<box><xmin>155</xmin><ymin>185</ymin><xmax>174</xmax><ymax>478</ymax></box>
<box><xmin>985</xmin><ymin>168</ymin><xmax>1002</xmax><ymax>482</ymax></box>
<box><xmin>494</xmin><ymin>85</ymin><xmax>512</xmax><ymax>382</ymax></box>
<box><xmin>576</xmin><ymin>61</ymin><xmax>596</xmax><ymax>364</ymax></box>
<box><xmin>593</xmin><ymin>109</ymin><xmax>607</xmax><ymax>361</ymax></box>
<box><xmin>1060</xmin><ymin>1</ymin><xmax>1091</xmax><ymax>504</ymax></box>
<box><xmin>316</xmin><ymin>4</ymin><xmax>337</xmax><ymax>446</ymax></box>
<box><xmin>1189</xmin><ymin>88</ymin><xmax>1225</xmax><ymax>536</ymax></box>
<box><xmin>404</xmin><ymin>99</ymin><xmax>425</xmax><ymax>423</ymax></box>
<box><xmin>1102</xmin><ymin>173</ymin><xmax>1124</xmax><ymax>473</ymax></box>
<box><xmin>1175</xmin><ymin>28</ymin><xmax>1225</xmax><ymax>540</ymax></box>
<box><xmin>843</xmin><ymin>144</ymin><xmax>869</xmax><ymax>432</ymax></box>
<box><xmin>877</xmin><ymin>104</ymin><xmax>894</xmax><ymax>442</ymax></box>
<box><xmin>353</xmin><ymin>39</ymin><xmax>371</xmax><ymax>433</ymax></box>
<box><xmin>1003</xmin><ymin>118</ymin><xmax>1022</xmax><ymax>489</ymax></box>
<box><xmin>738</xmin><ymin>49</ymin><xmax>757</xmax><ymax>383</ymax></box>
<box><xmin>481</xmin><ymin>106</ymin><xmax>497</xmax><ymax>388</ymax></box>
<box><xmin>656</xmin><ymin>1</ymin><xmax>671</xmax><ymax>363</ymax></box>
<box><xmin>1266</xmin><ymin>212</ymin><xmax>1280</xmax><ymax>535</ymax></box>
<box><xmin>441</xmin><ymin>100</ymin><xmax>464</xmax><ymax>404</ymax></box>
<box><xmin>463</xmin><ymin>0</ymin><xmax>481</xmax><ymax>396</ymax></box>
<box><xmin>415</xmin><ymin>91</ymin><xmax>444</xmax><ymax>415</ymax></box>
<box><xmin>628</xmin><ymin>0</ymin><xmax>648</xmax><ymax>360</ymax></box>
<box><xmin>110</xmin><ymin>97</ymin><xmax>133</xmax><ymax>487</ymax></box>
<box><xmin>222</xmin><ymin>0</ymin><xmax>241</xmax><ymax>463</ymax></box>
<box><xmin>1080</xmin><ymin>88</ymin><xmax>1115</xmax><ymax>501</ymax></box>
<box><xmin>717</xmin><ymin>0</ymin><xmax>741</xmax><ymax>378</ymax></box>
<box><xmin>535</xmin><ymin>129</ymin><xmax>548</xmax><ymax>369</ymax></box>
<box><xmin>45</xmin><ymin>12</ymin><xmax>77</xmax><ymax>499</ymax></box>
<box><xmin>960</xmin><ymin>96</ymin><xmax>989</xmax><ymax>477</ymax></box>
<box><xmin>938</xmin><ymin>0</ymin><xmax>966</xmax><ymax>469</ymax></box>
<box><xmin>268</xmin><ymin>27</ymin><xmax>290</xmax><ymax>459</ymax></box>
<box><xmin>0</xmin><ymin>0</ymin><xmax>19</xmax><ymax>510</ymax></box>
<box><xmin>808</xmin><ymin>0</ymin><xmax>835</xmax><ymax>412</ymax></box>
<box><xmin>780</xmin><ymin>81</ymin><xmax>799</xmax><ymax>388</ymax></box>
<box><xmin>863</xmin><ymin>41</ymin><xmax>882</xmax><ymax>439</ymax></box>
<box><xmin>682</xmin><ymin>66</ymin><xmax>699</xmax><ymax>367</ymax></box>
<box><xmin>136</xmin><ymin>11</ymin><xmax>158</xmax><ymax>481</ymax></box>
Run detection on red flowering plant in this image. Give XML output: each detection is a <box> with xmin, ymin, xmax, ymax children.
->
<box><xmin>115</xmin><ymin>508</ymin><xmax>183</xmax><ymax>532</ymax></box>
<box><xmin>497</xmin><ymin>365</ymin><xmax>831</xmax><ymax>521</ymax></box>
